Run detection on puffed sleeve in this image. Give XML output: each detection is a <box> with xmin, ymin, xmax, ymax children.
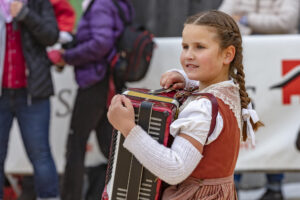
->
<box><xmin>170</xmin><ymin>98</ymin><xmax>224</xmax><ymax>145</ymax></box>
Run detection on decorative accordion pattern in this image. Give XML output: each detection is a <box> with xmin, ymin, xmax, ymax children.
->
<box><xmin>102</xmin><ymin>88</ymin><xmax>180</xmax><ymax>200</ymax></box>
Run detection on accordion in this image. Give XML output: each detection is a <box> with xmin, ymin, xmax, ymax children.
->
<box><xmin>102</xmin><ymin>88</ymin><xmax>181</xmax><ymax>200</ymax></box>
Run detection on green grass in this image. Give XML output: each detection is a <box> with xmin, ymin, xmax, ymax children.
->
<box><xmin>69</xmin><ymin>0</ymin><xmax>83</xmax><ymax>27</ymax></box>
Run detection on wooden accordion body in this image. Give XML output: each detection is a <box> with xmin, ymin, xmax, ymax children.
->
<box><xmin>102</xmin><ymin>88</ymin><xmax>180</xmax><ymax>200</ymax></box>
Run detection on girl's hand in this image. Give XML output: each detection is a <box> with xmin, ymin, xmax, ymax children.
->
<box><xmin>107</xmin><ymin>95</ymin><xmax>136</xmax><ymax>137</ymax></box>
<box><xmin>160</xmin><ymin>71</ymin><xmax>185</xmax><ymax>90</ymax></box>
<box><xmin>10</xmin><ymin>1</ymin><xmax>24</xmax><ymax>18</ymax></box>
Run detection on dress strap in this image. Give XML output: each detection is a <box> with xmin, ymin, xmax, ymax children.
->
<box><xmin>191</xmin><ymin>92</ymin><xmax>219</xmax><ymax>140</ymax></box>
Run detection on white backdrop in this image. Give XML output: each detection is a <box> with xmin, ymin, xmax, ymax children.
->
<box><xmin>5</xmin><ymin>35</ymin><xmax>300</xmax><ymax>174</ymax></box>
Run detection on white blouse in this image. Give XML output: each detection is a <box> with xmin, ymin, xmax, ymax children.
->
<box><xmin>170</xmin><ymin>97</ymin><xmax>224</xmax><ymax>145</ymax></box>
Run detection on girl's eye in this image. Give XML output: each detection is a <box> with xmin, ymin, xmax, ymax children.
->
<box><xmin>182</xmin><ymin>45</ymin><xmax>188</xmax><ymax>50</ymax></box>
<box><xmin>197</xmin><ymin>45</ymin><xmax>204</xmax><ymax>49</ymax></box>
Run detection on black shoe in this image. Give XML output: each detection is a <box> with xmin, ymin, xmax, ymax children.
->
<box><xmin>18</xmin><ymin>176</ymin><xmax>36</xmax><ymax>200</ymax></box>
<box><xmin>259</xmin><ymin>189</ymin><xmax>284</xmax><ymax>200</ymax></box>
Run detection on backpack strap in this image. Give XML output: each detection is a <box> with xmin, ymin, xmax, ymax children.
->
<box><xmin>83</xmin><ymin>0</ymin><xmax>96</xmax><ymax>16</ymax></box>
<box><xmin>112</xmin><ymin>0</ymin><xmax>132</xmax><ymax>25</ymax></box>
<box><xmin>191</xmin><ymin>92</ymin><xmax>219</xmax><ymax>141</ymax></box>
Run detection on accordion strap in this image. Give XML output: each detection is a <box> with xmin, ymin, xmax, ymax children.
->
<box><xmin>126</xmin><ymin>101</ymin><xmax>154</xmax><ymax>199</ymax></box>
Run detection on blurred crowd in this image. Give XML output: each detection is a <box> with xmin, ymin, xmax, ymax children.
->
<box><xmin>0</xmin><ymin>0</ymin><xmax>299</xmax><ymax>200</ymax></box>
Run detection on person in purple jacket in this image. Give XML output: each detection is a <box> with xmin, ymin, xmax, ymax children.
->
<box><xmin>57</xmin><ymin>0</ymin><xmax>132</xmax><ymax>199</ymax></box>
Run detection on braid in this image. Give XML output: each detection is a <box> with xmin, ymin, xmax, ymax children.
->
<box><xmin>231</xmin><ymin>51</ymin><xmax>252</xmax><ymax>140</ymax></box>
<box><xmin>185</xmin><ymin>10</ymin><xmax>264</xmax><ymax>140</ymax></box>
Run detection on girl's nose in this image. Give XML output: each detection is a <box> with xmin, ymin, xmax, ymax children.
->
<box><xmin>185</xmin><ymin>49</ymin><xmax>195</xmax><ymax>60</ymax></box>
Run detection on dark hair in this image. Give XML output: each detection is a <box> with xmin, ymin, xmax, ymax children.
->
<box><xmin>185</xmin><ymin>10</ymin><xmax>263</xmax><ymax>140</ymax></box>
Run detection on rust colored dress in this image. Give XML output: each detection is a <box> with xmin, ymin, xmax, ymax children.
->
<box><xmin>163</xmin><ymin>97</ymin><xmax>241</xmax><ymax>200</ymax></box>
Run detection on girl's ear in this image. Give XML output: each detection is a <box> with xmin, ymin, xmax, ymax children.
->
<box><xmin>223</xmin><ymin>45</ymin><xmax>236</xmax><ymax>65</ymax></box>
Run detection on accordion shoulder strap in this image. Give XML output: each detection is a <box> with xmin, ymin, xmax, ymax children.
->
<box><xmin>191</xmin><ymin>92</ymin><xmax>219</xmax><ymax>141</ymax></box>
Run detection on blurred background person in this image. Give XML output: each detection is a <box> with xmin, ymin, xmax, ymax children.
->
<box><xmin>219</xmin><ymin>0</ymin><xmax>299</xmax><ymax>199</ymax></box>
<box><xmin>47</xmin><ymin>0</ymin><xmax>76</xmax><ymax>72</ymax></box>
<box><xmin>219</xmin><ymin>0</ymin><xmax>299</xmax><ymax>35</ymax></box>
<box><xmin>54</xmin><ymin>0</ymin><xmax>133</xmax><ymax>199</ymax></box>
<box><xmin>50</xmin><ymin>0</ymin><xmax>76</xmax><ymax>44</ymax></box>
<box><xmin>0</xmin><ymin>0</ymin><xmax>60</xmax><ymax>200</ymax></box>
<box><xmin>130</xmin><ymin>0</ymin><xmax>223</xmax><ymax>37</ymax></box>
<box><xmin>17</xmin><ymin>0</ymin><xmax>76</xmax><ymax>199</ymax></box>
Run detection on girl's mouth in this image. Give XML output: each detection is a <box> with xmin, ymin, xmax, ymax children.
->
<box><xmin>186</xmin><ymin>64</ymin><xmax>199</xmax><ymax>68</ymax></box>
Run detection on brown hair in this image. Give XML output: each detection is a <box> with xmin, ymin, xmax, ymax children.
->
<box><xmin>185</xmin><ymin>10</ymin><xmax>263</xmax><ymax>140</ymax></box>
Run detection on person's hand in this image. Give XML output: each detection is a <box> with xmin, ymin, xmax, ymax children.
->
<box><xmin>107</xmin><ymin>95</ymin><xmax>136</xmax><ymax>137</ymax></box>
<box><xmin>56</xmin><ymin>49</ymin><xmax>66</xmax><ymax>66</ymax></box>
<box><xmin>47</xmin><ymin>49</ymin><xmax>66</xmax><ymax>67</ymax></box>
<box><xmin>59</xmin><ymin>49</ymin><xmax>65</xmax><ymax>54</ymax></box>
<box><xmin>160</xmin><ymin>71</ymin><xmax>185</xmax><ymax>89</ymax></box>
<box><xmin>56</xmin><ymin>60</ymin><xmax>66</xmax><ymax>67</ymax></box>
<box><xmin>10</xmin><ymin>1</ymin><xmax>24</xmax><ymax>18</ymax></box>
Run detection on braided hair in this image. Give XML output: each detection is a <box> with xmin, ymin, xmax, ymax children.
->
<box><xmin>185</xmin><ymin>10</ymin><xmax>263</xmax><ymax>140</ymax></box>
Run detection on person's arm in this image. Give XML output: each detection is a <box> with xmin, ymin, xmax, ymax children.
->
<box><xmin>12</xmin><ymin>0</ymin><xmax>59</xmax><ymax>46</ymax></box>
<box><xmin>123</xmin><ymin>126</ymin><xmax>203</xmax><ymax>185</ymax></box>
<box><xmin>107</xmin><ymin>95</ymin><xmax>224</xmax><ymax>185</ymax></box>
<box><xmin>247</xmin><ymin>0</ymin><xmax>299</xmax><ymax>34</ymax></box>
<box><xmin>51</xmin><ymin>0</ymin><xmax>76</xmax><ymax>32</ymax></box>
<box><xmin>63</xmin><ymin>0</ymin><xmax>116</xmax><ymax>66</ymax></box>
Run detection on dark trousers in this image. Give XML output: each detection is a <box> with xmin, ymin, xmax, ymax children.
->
<box><xmin>61</xmin><ymin>77</ymin><xmax>112</xmax><ymax>200</ymax></box>
<box><xmin>234</xmin><ymin>173</ymin><xmax>284</xmax><ymax>189</ymax></box>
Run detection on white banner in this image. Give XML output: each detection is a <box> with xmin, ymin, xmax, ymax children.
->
<box><xmin>5</xmin><ymin>35</ymin><xmax>300</xmax><ymax>174</ymax></box>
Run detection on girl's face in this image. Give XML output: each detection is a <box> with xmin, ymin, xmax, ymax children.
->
<box><xmin>180</xmin><ymin>24</ymin><xmax>230</xmax><ymax>88</ymax></box>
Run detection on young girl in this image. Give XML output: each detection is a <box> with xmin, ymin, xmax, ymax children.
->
<box><xmin>107</xmin><ymin>10</ymin><xmax>263</xmax><ymax>199</ymax></box>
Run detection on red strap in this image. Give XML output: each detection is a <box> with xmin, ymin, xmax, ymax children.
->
<box><xmin>110</xmin><ymin>54</ymin><xmax>119</xmax><ymax>68</ymax></box>
<box><xmin>106</xmin><ymin>72</ymin><xmax>116</xmax><ymax>108</ymax></box>
<box><xmin>191</xmin><ymin>92</ymin><xmax>219</xmax><ymax>140</ymax></box>
<box><xmin>106</xmin><ymin>55</ymin><xmax>118</xmax><ymax>108</ymax></box>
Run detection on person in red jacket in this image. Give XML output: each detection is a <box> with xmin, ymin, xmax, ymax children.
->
<box><xmin>50</xmin><ymin>0</ymin><xmax>75</xmax><ymax>43</ymax></box>
<box><xmin>47</xmin><ymin>0</ymin><xmax>76</xmax><ymax>70</ymax></box>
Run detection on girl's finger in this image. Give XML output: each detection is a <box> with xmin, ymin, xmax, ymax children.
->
<box><xmin>164</xmin><ymin>78</ymin><xmax>174</xmax><ymax>89</ymax></box>
<box><xmin>111</xmin><ymin>94</ymin><xmax>121</xmax><ymax>105</ymax></box>
<box><xmin>122</xmin><ymin>96</ymin><xmax>133</xmax><ymax>110</ymax></box>
<box><xmin>160</xmin><ymin>75</ymin><xmax>167</xmax><ymax>87</ymax></box>
<box><xmin>172</xmin><ymin>82</ymin><xmax>185</xmax><ymax>89</ymax></box>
